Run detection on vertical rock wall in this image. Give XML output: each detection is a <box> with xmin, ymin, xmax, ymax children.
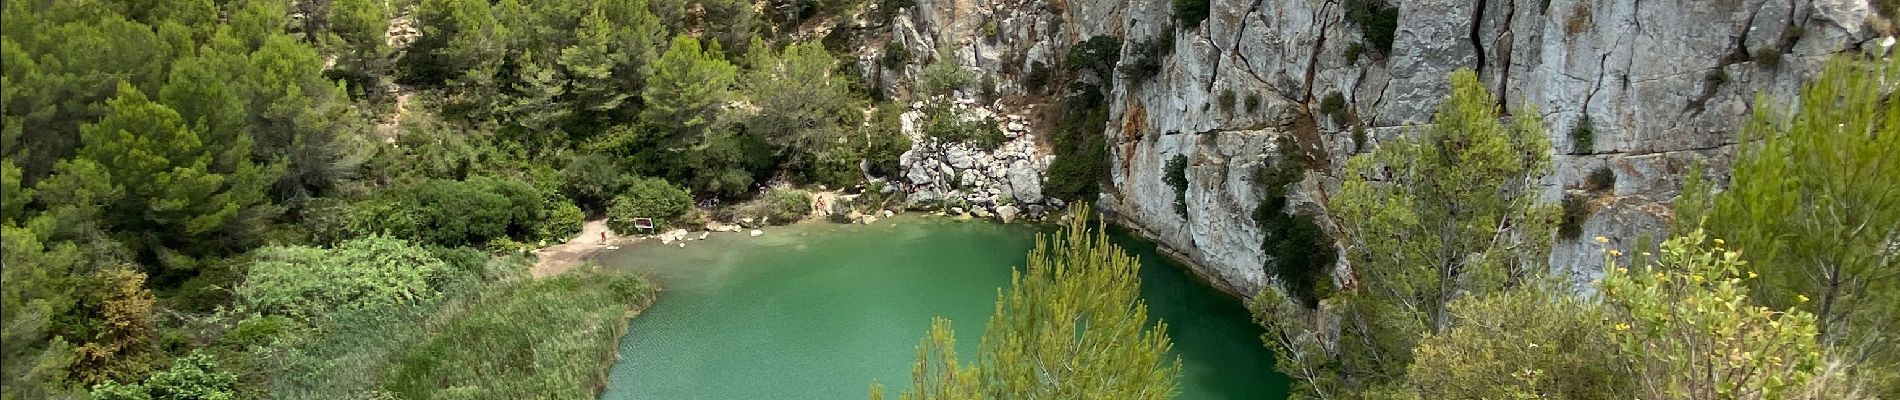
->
<box><xmin>871</xmin><ymin>0</ymin><xmax>1892</xmax><ymax>297</ymax></box>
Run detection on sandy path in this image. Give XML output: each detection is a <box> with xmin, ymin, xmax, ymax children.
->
<box><xmin>531</xmin><ymin>219</ymin><xmax>630</xmax><ymax>278</ymax></box>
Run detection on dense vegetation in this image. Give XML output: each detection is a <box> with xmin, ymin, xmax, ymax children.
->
<box><xmin>1253</xmin><ymin>59</ymin><xmax>1896</xmax><ymax>399</ymax></box>
<box><xmin>0</xmin><ymin>0</ymin><xmax>895</xmax><ymax>395</ymax></box>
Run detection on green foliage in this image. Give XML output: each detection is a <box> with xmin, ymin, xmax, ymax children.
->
<box><xmin>1218</xmin><ymin>89</ymin><xmax>1237</xmax><ymax>115</ymax></box>
<box><xmin>917</xmin><ymin>57</ymin><xmax>978</xmax><ymax>97</ymax></box>
<box><xmin>1</xmin><ymin>225</ymin><xmax>84</xmax><ymax>399</ymax></box>
<box><xmin>919</xmin><ymin>102</ymin><xmax>1007</xmax><ymax>150</ymax></box>
<box><xmin>1119</xmin><ymin>31</ymin><xmax>1173</xmax><ymax>81</ymax></box>
<box><xmin>1066</xmin><ymin>35</ymin><xmax>1123</xmax><ymax>82</ymax></box>
<box><xmin>238</xmin><ymin>236</ymin><xmax>453</xmax><ymax>320</ymax></box>
<box><xmin>142</xmin><ymin>350</ymin><xmax>237</xmax><ymax>400</ymax></box>
<box><xmin>1677</xmin><ymin>57</ymin><xmax>1900</xmax><ymax>395</ymax></box>
<box><xmin>641</xmin><ymin>35</ymin><xmax>738</xmax><ymax>146</ymax></box>
<box><xmin>1244</xmin><ymin>92</ymin><xmax>1262</xmax><ymax>113</ymax></box>
<box><xmin>1297</xmin><ymin>69</ymin><xmax>1555</xmax><ymax>397</ymax></box>
<box><xmin>743</xmin><ymin>40</ymin><xmax>865</xmax><ymax>186</ymax></box>
<box><xmin>538</xmin><ymin>202</ymin><xmax>586</xmax><ymax>242</ymax></box>
<box><xmin>1164</xmin><ymin>155</ymin><xmax>1189</xmax><ymax>216</ymax></box>
<box><xmin>1570</xmin><ymin>115</ymin><xmax>1596</xmax><ymax>154</ymax></box>
<box><xmin>1174</xmin><ymin>0</ymin><xmax>1211</xmax><ymax>28</ymax></box>
<box><xmin>724</xmin><ymin>188</ymin><xmax>813</xmax><ymax>225</ymax></box>
<box><xmin>78</xmin><ymin>83</ymin><xmax>280</xmax><ymax>268</ymax></box>
<box><xmin>559</xmin><ymin>153</ymin><xmax>628</xmax><ymax>211</ymax></box>
<box><xmin>1705</xmin><ymin>68</ymin><xmax>1730</xmax><ymax>86</ymax></box>
<box><xmin>1558</xmin><ymin>193</ymin><xmax>1590</xmax><ymax>240</ymax></box>
<box><xmin>264</xmin><ymin>268</ymin><xmax>653</xmax><ymax>399</ymax></box>
<box><xmin>380</xmin><ymin>271</ymin><xmax>655</xmax><ymax>399</ymax></box>
<box><xmin>1252</xmin><ymin>137</ymin><xmax>1335</xmax><ymax>308</ymax></box>
<box><xmin>325</xmin><ymin>0</ymin><xmax>392</xmax><ymax>90</ymax></box>
<box><xmin>403</xmin><ymin>0</ymin><xmax>505</xmax><ymax>86</ymax></box>
<box><xmin>1344</xmin><ymin>0</ymin><xmax>1399</xmax><ymax>55</ymax></box>
<box><xmin>862</xmin><ymin>103</ymin><xmax>914</xmax><ymax>179</ymax></box>
<box><xmin>1345</xmin><ymin>42</ymin><xmax>1366</xmax><ymax>64</ymax></box>
<box><xmin>881</xmin><ymin>41</ymin><xmax>911</xmax><ymax>68</ymax></box>
<box><xmin>872</xmin><ymin>207</ymin><xmax>1181</xmax><ymax>399</ymax></box>
<box><xmin>2</xmin><ymin>160</ymin><xmax>30</xmax><ymax>223</ymax></box>
<box><xmin>607</xmin><ymin>176</ymin><xmax>693</xmax><ymax>232</ymax></box>
<box><xmin>356</xmin><ymin>177</ymin><xmax>549</xmax><ymax>246</ymax></box>
<box><xmin>1406</xmin><ymin>281</ymin><xmax>1631</xmax><ymax>400</ymax></box>
<box><xmin>1598</xmin><ymin>230</ymin><xmax>1852</xmax><ymax>399</ymax></box>
<box><xmin>1318</xmin><ymin>92</ymin><xmax>1348</xmax><ymax>123</ymax></box>
<box><xmin>1043</xmin><ymin>83</ymin><xmax>1111</xmax><ymax>201</ymax></box>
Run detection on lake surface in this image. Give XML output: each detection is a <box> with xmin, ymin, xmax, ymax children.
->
<box><xmin>597</xmin><ymin>216</ymin><xmax>1289</xmax><ymax>399</ymax></box>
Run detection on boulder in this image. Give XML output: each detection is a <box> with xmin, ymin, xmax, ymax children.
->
<box><xmin>995</xmin><ymin>204</ymin><xmax>1021</xmax><ymax>223</ymax></box>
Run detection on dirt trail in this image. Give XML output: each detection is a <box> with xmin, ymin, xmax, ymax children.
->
<box><xmin>531</xmin><ymin>219</ymin><xmax>633</xmax><ymax>278</ymax></box>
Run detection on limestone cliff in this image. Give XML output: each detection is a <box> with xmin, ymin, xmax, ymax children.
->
<box><xmin>867</xmin><ymin>0</ymin><xmax>1894</xmax><ymax>297</ymax></box>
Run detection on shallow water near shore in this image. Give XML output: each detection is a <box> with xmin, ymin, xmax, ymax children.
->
<box><xmin>596</xmin><ymin>215</ymin><xmax>1290</xmax><ymax>399</ymax></box>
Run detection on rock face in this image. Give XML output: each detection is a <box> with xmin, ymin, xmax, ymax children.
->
<box><xmin>896</xmin><ymin>99</ymin><xmax>1057</xmax><ymax>221</ymax></box>
<box><xmin>874</xmin><ymin>0</ymin><xmax>1892</xmax><ymax>297</ymax></box>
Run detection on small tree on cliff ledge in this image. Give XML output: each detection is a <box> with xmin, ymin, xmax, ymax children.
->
<box><xmin>871</xmin><ymin>206</ymin><xmax>1182</xmax><ymax>400</ymax></box>
<box><xmin>1263</xmin><ymin>69</ymin><xmax>1557</xmax><ymax>397</ymax></box>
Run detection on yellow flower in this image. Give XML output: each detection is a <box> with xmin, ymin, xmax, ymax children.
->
<box><xmin>1797</xmin><ymin>294</ymin><xmax>1810</xmax><ymax>303</ymax></box>
<box><xmin>1748</xmin><ymin>271</ymin><xmax>1758</xmax><ymax>279</ymax></box>
<box><xmin>1691</xmin><ymin>274</ymin><xmax>1705</xmax><ymax>283</ymax></box>
<box><xmin>1595</xmin><ymin>236</ymin><xmax>1610</xmax><ymax>244</ymax></box>
<box><xmin>1609</xmin><ymin>249</ymin><xmax>1623</xmax><ymax>257</ymax></box>
<box><xmin>1614</xmin><ymin>323</ymin><xmax>1630</xmax><ymax>331</ymax></box>
<box><xmin>1714</xmin><ymin>238</ymin><xmax>1726</xmax><ymax>246</ymax></box>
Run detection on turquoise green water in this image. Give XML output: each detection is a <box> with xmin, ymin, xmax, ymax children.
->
<box><xmin>597</xmin><ymin>216</ymin><xmax>1290</xmax><ymax>399</ymax></box>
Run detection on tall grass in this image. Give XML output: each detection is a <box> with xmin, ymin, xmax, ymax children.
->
<box><xmin>262</xmin><ymin>269</ymin><xmax>656</xmax><ymax>399</ymax></box>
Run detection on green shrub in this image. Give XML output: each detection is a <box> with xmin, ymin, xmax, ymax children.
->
<box><xmin>727</xmin><ymin>188</ymin><xmax>814</xmax><ymax>225</ymax></box>
<box><xmin>1218</xmin><ymin>89</ymin><xmax>1237</xmax><ymax>115</ymax></box>
<box><xmin>91</xmin><ymin>350</ymin><xmax>236</xmax><ymax>400</ymax></box>
<box><xmin>1174</xmin><ymin>0</ymin><xmax>1210</xmax><ymax>28</ymax></box>
<box><xmin>918</xmin><ymin>58</ymin><xmax>977</xmax><ymax>96</ymax></box>
<box><xmin>1753</xmin><ymin>46</ymin><xmax>1782</xmax><ymax>67</ymax></box>
<box><xmin>356</xmin><ymin>177</ymin><xmax>548</xmax><ymax>246</ymax></box>
<box><xmin>238</xmin><ymin>235</ymin><xmax>454</xmax><ymax>320</ymax></box>
<box><xmin>920</xmin><ymin>102</ymin><xmax>1007</xmax><ymax>150</ymax></box>
<box><xmin>1559</xmin><ymin>193</ymin><xmax>1590</xmax><ymax>240</ymax></box>
<box><xmin>864</xmin><ymin>104</ymin><xmax>914</xmax><ymax>178</ymax></box>
<box><xmin>1119</xmin><ymin>31</ymin><xmax>1174</xmax><ymax>81</ymax></box>
<box><xmin>560</xmin><ymin>153</ymin><xmax>626</xmax><ymax>212</ymax></box>
<box><xmin>1319</xmin><ymin>92</ymin><xmax>1349</xmax><ymax>123</ymax></box>
<box><xmin>1252</xmin><ymin>136</ymin><xmax>1333</xmax><ymax>308</ymax></box>
<box><xmin>1044</xmin><ymin>84</ymin><xmax>1111</xmax><ymax>201</ymax></box>
<box><xmin>1165</xmin><ymin>155</ymin><xmax>1190</xmax><ymax>216</ymax></box>
<box><xmin>1344</xmin><ymin>0</ymin><xmax>1399</xmax><ymax>54</ymax></box>
<box><xmin>1066</xmin><ymin>35</ymin><xmax>1123</xmax><ymax>81</ymax></box>
<box><xmin>607</xmin><ymin>176</ymin><xmax>694</xmax><ymax>232</ymax></box>
<box><xmin>537</xmin><ymin>202</ymin><xmax>585</xmax><ymax>242</ymax></box>
<box><xmin>1352</xmin><ymin>127</ymin><xmax>1369</xmax><ymax>153</ymax></box>
<box><xmin>1244</xmin><ymin>92</ymin><xmax>1263</xmax><ymax>113</ymax></box>
<box><xmin>1586</xmin><ymin>166</ymin><xmax>1615</xmax><ymax>193</ymax></box>
<box><xmin>881</xmin><ymin>41</ymin><xmax>910</xmax><ymax>68</ymax></box>
<box><xmin>145</xmin><ymin>351</ymin><xmax>237</xmax><ymax>400</ymax></box>
<box><xmin>1025</xmin><ymin>61</ymin><xmax>1053</xmax><ymax>94</ymax></box>
<box><xmin>1705</xmin><ymin>68</ymin><xmax>1730</xmax><ymax>86</ymax></box>
<box><xmin>1344</xmin><ymin>42</ymin><xmax>1366</xmax><ymax>64</ymax></box>
<box><xmin>1571</xmin><ymin>115</ymin><xmax>1596</xmax><ymax>154</ymax></box>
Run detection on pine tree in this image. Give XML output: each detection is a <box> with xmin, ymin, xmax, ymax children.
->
<box><xmin>1268</xmin><ymin>69</ymin><xmax>1557</xmax><ymax>397</ymax></box>
<box><xmin>873</xmin><ymin>206</ymin><xmax>1182</xmax><ymax>399</ymax></box>
<box><xmin>1677</xmin><ymin>56</ymin><xmax>1900</xmax><ymax>396</ymax></box>
<box><xmin>76</xmin><ymin>83</ymin><xmax>279</xmax><ymax>268</ymax></box>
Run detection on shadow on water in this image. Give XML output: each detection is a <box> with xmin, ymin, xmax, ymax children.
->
<box><xmin>596</xmin><ymin>216</ymin><xmax>1290</xmax><ymax>399</ymax></box>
